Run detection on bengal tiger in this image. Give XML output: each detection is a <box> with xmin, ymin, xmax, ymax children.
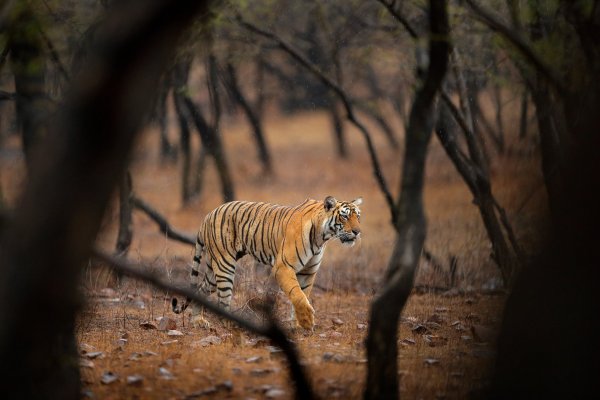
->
<box><xmin>172</xmin><ymin>195</ymin><xmax>362</xmax><ymax>330</ymax></box>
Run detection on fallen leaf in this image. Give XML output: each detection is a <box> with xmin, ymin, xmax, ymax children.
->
<box><xmin>265</xmin><ymin>388</ymin><xmax>286</xmax><ymax>398</ymax></box>
<box><xmin>85</xmin><ymin>351</ymin><xmax>105</xmax><ymax>359</ymax></box>
<box><xmin>332</xmin><ymin>317</ymin><xmax>344</xmax><ymax>326</ymax></box>
<box><xmin>126</xmin><ymin>374</ymin><xmax>144</xmax><ymax>386</ymax></box>
<box><xmin>167</xmin><ymin>329</ymin><xmax>184</xmax><ymax>337</ymax></box>
<box><xmin>322</xmin><ymin>352</ymin><xmax>346</xmax><ymax>363</ymax></box>
<box><xmin>427</xmin><ymin>314</ymin><xmax>445</xmax><ymax>324</ymax></box>
<box><xmin>250</xmin><ymin>368</ymin><xmax>277</xmax><ymax>377</ymax></box>
<box><xmin>79</xmin><ymin>343</ymin><xmax>96</xmax><ymax>354</ymax></box>
<box><xmin>401</xmin><ymin>338</ymin><xmax>416</xmax><ymax>346</ymax></box>
<box><xmin>411</xmin><ymin>324</ymin><xmax>429</xmax><ymax>334</ymax></box>
<box><xmin>424</xmin><ymin>358</ymin><xmax>440</xmax><ymax>366</ymax></box>
<box><xmin>158</xmin><ymin>367</ymin><xmax>174</xmax><ymax>380</ymax></box>
<box><xmin>195</xmin><ymin>335</ymin><xmax>222</xmax><ymax>347</ymax></box>
<box><xmin>434</xmin><ymin>307</ymin><xmax>450</xmax><ymax>313</ymax></box>
<box><xmin>157</xmin><ymin>317</ymin><xmax>177</xmax><ymax>331</ymax></box>
<box><xmin>461</xmin><ymin>335</ymin><xmax>473</xmax><ymax>342</ymax></box>
<box><xmin>245</xmin><ymin>356</ymin><xmax>262</xmax><ymax>363</ymax></box>
<box><xmin>80</xmin><ymin>359</ymin><xmax>95</xmax><ymax>369</ymax></box>
<box><xmin>101</xmin><ymin>371</ymin><xmax>118</xmax><ymax>385</ymax></box>
<box><xmin>423</xmin><ymin>334</ymin><xmax>448</xmax><ymax>347</ymax></box>
<box><xmin>114</xmin><ymin>338</ymin><xmax>127</xmax><ymax>351</ymax></box>
<box><xmin>160</xmin><ymin>340</ymin><xmax>179</xmax><ymax>346</ymax></box>
<box><xmin>357</xmin><ymin>323</ymin><xmax>367</xmax><ymax>330</ymax></box>
<box><xmin>140</xmin><ymin>321</ymin><xmax>158</xmax><ymax>330</ymax></box>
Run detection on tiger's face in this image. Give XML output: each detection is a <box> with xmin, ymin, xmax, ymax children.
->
<box><xmin>324</xmin><ymin>196</ymin><xmax>363</xmax><ymax>247</ymax></box>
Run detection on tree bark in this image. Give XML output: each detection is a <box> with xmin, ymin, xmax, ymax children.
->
<box><xmin>224</xmin><ymin>62</ymin><xmax>273</xmax><ymax>173</ymax></box>
<box><xmin>329</xmin><ymin>98</ymin><xmax>347</xmax><ymax>158</ymax></box>
<box><xmin>183</xmin><ymin>95</ymin><xmax>235</xmax><ymax>202</ymax></box>
<box><xmin>115</xmin><ymin>170</ymin><xmax>133</xmax><ymax>255</ymax></box>
<box><xmin>6</xmin><ymin>2</ymin><xmax>50</xmax><ymax>169</ymax></box>
<box><xmin>171</xmin><ymin>58</ymin><xmax>194</xmax><ymax>203</ymax></box>
<box><xmin>0</xmin><ymin>1</ymin><xmax>210</xmax><ymax>398</ymax></box>
<box><xmin>439</xmin><ymin>93</ymin><xmax>519</xmax><ymax>284</ymax></box>
<box><xmin>364</xmin><ymin>1</ymin><xmax>449</xmax><ymax>398</ymax></box>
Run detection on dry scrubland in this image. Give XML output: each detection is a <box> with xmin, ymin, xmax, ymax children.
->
<box><xmin>2</xmin><ymin>101</ymin><xmax>545</xmax><ymax>399</ymax></box>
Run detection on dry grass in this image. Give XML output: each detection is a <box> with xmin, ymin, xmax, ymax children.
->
<box><xmin>1</xmin><ymin>94</ymin><xmax>545</xmax><ymax>398</ymax></box>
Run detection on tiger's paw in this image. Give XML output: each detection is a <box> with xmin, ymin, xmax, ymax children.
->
<box><xmin>294</xmin><ymin>300</ymin><xmax>315</xmax><ymax>331</ymax></box>
<box><xmin>191</xmin><ymin>315</ymin><xmax>210</xmax><ymax>329</ymax></box>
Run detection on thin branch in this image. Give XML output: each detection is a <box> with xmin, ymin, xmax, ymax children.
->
<box><xmin>374</xmin><ymin>0</ymin><xmax>419</xmax><ymax>39</ymax></box>
<box><xmin>131</xmin><ymin>195</ymin><xmax>195</xmax><ymax>245</ymax></box>
<box><xmin>92</xmin><ymin>249</ymin><xmax>314</xmax><ymax>400</ymax></box>
<box><xmin>464</xmin><ymin>0</ymin><xmax>567</xmax><ymax>96</ymax></box>
<box><xmin>38</xmin><ymin>26</ymin><xmax>70</xmax><ymax>82</ymax></box>
<box><xmin>237</xmin><ymin>16</ymin><xmax>397</xmax><ymax>222</ymax></box>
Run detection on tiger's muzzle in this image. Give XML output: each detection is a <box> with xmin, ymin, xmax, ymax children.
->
<box><xmin>339</xmin><ymin>229</ymin><xmax>361</xmax><ymax>246</ymax></box>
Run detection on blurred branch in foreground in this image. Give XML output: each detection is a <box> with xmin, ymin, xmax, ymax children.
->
<box><xmin>92</xmin><ymin>249</ymin><xmax>314</xmax><ymax>400</ymax></box>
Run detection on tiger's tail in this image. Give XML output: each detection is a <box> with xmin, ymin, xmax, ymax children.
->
<box><xmin>172</xmin><ymin>234</ymin><xmax>204</xmax><ymax>314</ymax></box>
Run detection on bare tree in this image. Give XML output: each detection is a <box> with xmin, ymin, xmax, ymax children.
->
<box><xmin>365</xmin><ymin>1</ymin><xmax>450</xmax><ymax>398</ymax></box>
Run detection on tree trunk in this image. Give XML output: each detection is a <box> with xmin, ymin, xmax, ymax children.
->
<box><xmin>183</xmin><ymin>95</ymin><xmax>235</xmax><ymax>202</ymax></box>
<box><xmin>530</xmin><ymin>77</ymin><xmax>563</xmax><ymax>222</ymax></box>
<box><xmin>329</xmin><ymin>98</ymin><xmax>347</xmax><ymax>158</ymax></box>
<box><xmin>6</xmin><ymin>3</ymin><xmax>50</xmax><ymax>169</ymax></box>
<box><xmin>115</xmin><ymin>170</ymin><xmax>133</xmax><ymax>256</ymax></box>
<box><xmin>156</xmin><ymin>80</ymin><xmax>176</xmax><ymax>162</ymax></box>
<box><xmin>171</xmin><ymin>59</ymin><xmax>194</xmax><ymax>204</ymax></box>
<box><xmin>438</xmin><ymin>94</ymin><xmax>519</xmax><ymax>285</ymax></box>
<box><xmin>364</xmin><ymin>1</ymin><xmax>449</xmax><ymax>398</ymax></box>
<box><xmin>224</xmin><ymin>62</ymin><xmax>273</xmax><ymax>173</ymax></box>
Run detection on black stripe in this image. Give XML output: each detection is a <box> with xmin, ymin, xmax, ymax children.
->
<box><xmin>191</xmin><ymin>269</ymin><xmax>199</xmax><ymax>276</ymax></box>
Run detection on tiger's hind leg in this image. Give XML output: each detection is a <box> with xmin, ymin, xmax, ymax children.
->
<box><xmin>191</xmin><ymin>257</ymin><xmax>216</xmax><ymax>329</ymax></box>
<box><xmin>213</xmin><ymin>257</ymin><xmax>238</xmax><ymax>328</ymax></box>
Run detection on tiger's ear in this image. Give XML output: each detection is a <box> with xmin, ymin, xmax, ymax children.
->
<box><xmin>324</xmin><ymin>196</ymin><xmax>337</xmax><ymax>211</ymax></box>
<box><xmin>352</xmin><ymin>197</ymin><xmax>363</xmax><ymax>206</ymax></box>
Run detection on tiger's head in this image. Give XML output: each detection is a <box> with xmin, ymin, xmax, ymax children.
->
<box><xmin>323</xmin><ymin>195</ymin><xmax>363</xmax><ymax>246</ymax></box>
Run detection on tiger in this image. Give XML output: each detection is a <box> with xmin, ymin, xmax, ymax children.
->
<box><xmin>171</xmin><ymin>195</ymin><xmax>362</xmax><ymax>330</ymax></box>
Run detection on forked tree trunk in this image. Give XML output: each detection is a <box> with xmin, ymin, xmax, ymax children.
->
<box><xmin>183</xmin><ymin>95</ymin><xmax>235</xmax><ymax>202</ymax></box>
<box><xmin>224</xmin><ymin>62</ymin><xmax>273</xmax><ymax>173</ymax></box>
<box><xmin>364</xmin><ymin>1</ymin><xmax>449</xmax><ymax>398</ymax></box>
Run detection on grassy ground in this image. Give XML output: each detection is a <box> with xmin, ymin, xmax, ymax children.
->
<box><xmin>1</xmin><ymin>95</ymin><xmax>546</xmax><ymax>398</ymax></box>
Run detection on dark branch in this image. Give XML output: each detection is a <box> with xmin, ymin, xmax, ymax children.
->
<box><xmin>375</xmin><ymin>0</ymin><xmax>419</xmax><ymax>39</ymax></box>
<box><xmin>464</xmin><ymin>0</ymin><xmax>567</xmax><ymax>96</ymax></box>
<box><xmin>131</xmin><ymin>195</ymin><xmax>195</xmax><ymax>246</ymax></box>
<box><xmin>237</xmin><ymin>16</ymin><xmax>397</xmax><ymax>222</ymax></box>
<box><xmin>92</xmin><ymin>249</ymin><xmax>314</xmax><ymax>400</ymax></box>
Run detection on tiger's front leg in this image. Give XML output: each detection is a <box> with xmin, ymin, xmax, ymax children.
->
<box><xmin>273</xmin><ymin>261</ymin><xmax>314</xmax><ymax>330</ymax></box>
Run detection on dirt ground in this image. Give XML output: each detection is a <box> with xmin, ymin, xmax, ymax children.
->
<box><xmin>1</xmin><ymin>97</ymin><xmax>545</xmax><ymax>398</ymax></box>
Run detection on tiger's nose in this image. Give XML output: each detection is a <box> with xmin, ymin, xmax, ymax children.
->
<box><xmin>352</xmin><ymin>228</ymin><xmax>361</xmax><ymax>236</ymax></box>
